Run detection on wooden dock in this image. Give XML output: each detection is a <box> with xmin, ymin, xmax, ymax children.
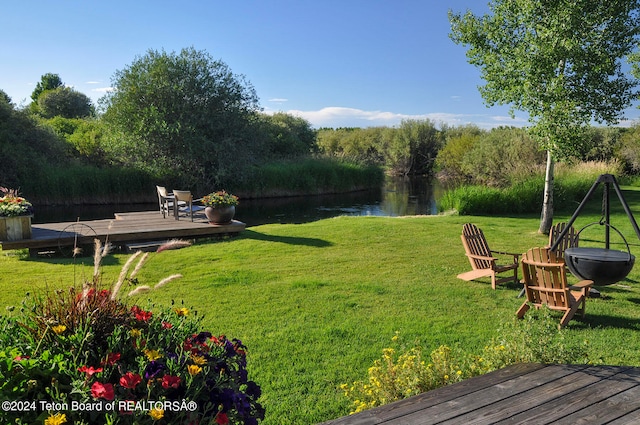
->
<box><xmin>0</xmin><ymin>211</ymin><xmax>245</xmax><ymax>254</ymax></box>
<box><xmin>322</xmin><ymin>363</ymin><xmax>640</xmax><ymax>424</ymax></box>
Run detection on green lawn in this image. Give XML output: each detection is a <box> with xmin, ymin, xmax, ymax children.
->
<box><xmin>3</xmin><ymin>198</ymin><xmax>640</xmax><ymax>423</ymax></box>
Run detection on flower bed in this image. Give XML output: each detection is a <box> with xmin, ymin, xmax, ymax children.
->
<box><xmin>0</xmin><ymin>241</ymin><xmax>264</xmax><ymax>425</ymax></box>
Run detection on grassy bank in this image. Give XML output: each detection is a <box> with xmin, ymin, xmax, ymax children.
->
<box><xmin>3</xmin><ymin>194</ymin><xmax>640</xmax><ymax>423</ymax></box>
<box><xmin>438</xmin><ymin>162</ymin><xmax>620</xmax><ymax>215</ymax></box>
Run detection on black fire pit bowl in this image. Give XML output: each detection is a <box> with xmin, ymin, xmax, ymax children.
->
<box><xmin>565</xmin><ymin>247</ymin><xmax>635</xmax><ymax>286</ymax></box>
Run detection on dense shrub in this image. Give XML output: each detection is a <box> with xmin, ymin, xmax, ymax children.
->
<box><xmin>341</xmin><ymin>307</ymin><xmax>589</xmax><ymax>414</ymax></box>
<box><xmin>616</xmin><ymin>124</ymin><xmax>640</xmax><ymax>174</ymax></box>
<box><xmin>0</xmin><ymin>98</ymin><xmax>70</xmax><ymax>191</ymax></box>
<box><xmin>435</xmin><ymin>125</ymin><xmax>483</xmax><ymax>183</ymax></box>
<box><xmin>458</xmin><ymin>127</ymin><xmax>545</xmax><ymax>187</ymax></box>
<box><xmin>377</xmin><ymin>119</ymin><xmax>443</xmax><ymax>175</ymax></box>
<box><xmin>316</xmin><ymin>127</ymin><xmax>386</xmax><ymax>165</ymax></box>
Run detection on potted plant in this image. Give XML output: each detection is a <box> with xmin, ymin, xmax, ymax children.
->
<box><xmin>201</xmin><ymin>190</ymin><xmax>239</xmax><ymax>224</ymax></box>
<box><xmin>0</xmin><ymin>187</ymin><xmax>34</xmax><ymax>241</ymax></box>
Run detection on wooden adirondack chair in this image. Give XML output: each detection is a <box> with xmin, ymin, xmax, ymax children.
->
<box><xmin>457</xmin><ymin>223</ymin><xmax>520</xmax><ymax>289</ymax></box>
<box><xmin>517</xmin><ymin>247</ymin><xmax>593</xmax><ymax>329</ymax></box>
<box><xmin>548</xmin><ymin>222</ymin><xmax>579</xmax><ymax>261</ymax></box>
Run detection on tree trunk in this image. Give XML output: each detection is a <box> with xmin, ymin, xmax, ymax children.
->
<box><xmin>539</xmin><ymin>150</ymin><xmax>555</xmax><ymax>234</ymax></box>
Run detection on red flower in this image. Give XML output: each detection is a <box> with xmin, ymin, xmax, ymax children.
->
<box><xmin>101</xmin><ymin>352</ymin><xmax>121</xmax><ymax>367</ymax></box>
<box><xmin>131</xmin><ymin>305</ymin><xmax>153</xmax><ymax>321</ymax></box>
<box><xmin>162</xmin><ymin>321</ymin><xmax>173</xmax><ymax>329</ymax></box>
<box><xmin>78</xmin><ymin>365</ymin><xmax>103</xmax><ymax>376</ymax></box>
<box><xmin>91</xmin><ymin>382</ymin><xmax>115</xmax><ymax>401</ymax></box>
<box><xmin>161</xmin><ymin>375</ymin><xmax>182</xmax><ymax>389</ymax></box>
<box><xmin>215</xmin><ymin>412</ymin><xmax>229</xmax><ymax>425</ymax></box>
<box><xmin>119</xmin><ymin>372</ymin><xmax>142</xmax><ymax>389</ymax></box>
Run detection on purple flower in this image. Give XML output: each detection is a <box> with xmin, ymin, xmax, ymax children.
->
<box><xmin>144</xmin><ymin>361</ymin><xmax>165</xmax><ymax>380</ymax></box>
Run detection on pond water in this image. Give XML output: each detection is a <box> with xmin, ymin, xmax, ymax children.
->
<box><xmin>33</xmin><ymin>176</ymin><xmax>444</xmax><ymax>227</ymax></box>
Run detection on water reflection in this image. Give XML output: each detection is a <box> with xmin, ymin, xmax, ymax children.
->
<box><xmin>33</xmin><ymin>176</ymin><xmax>441</xmax><ymax>227</ymax></box>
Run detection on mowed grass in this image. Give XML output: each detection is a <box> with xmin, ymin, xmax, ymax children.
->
<box><xmin>3</xmin><ymin>192</ymin><xmax>640</xmax><ymax>423</ymax></box>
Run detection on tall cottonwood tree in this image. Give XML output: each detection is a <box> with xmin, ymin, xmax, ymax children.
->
<box><xmin>449</xmin><ymin>1</ymin><xmax>640</xmax><ymax>233</ymax></box>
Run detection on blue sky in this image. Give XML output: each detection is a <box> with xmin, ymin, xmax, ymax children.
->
<box><xmin>2</xmin><ymin>1</ymin><xmax>639</xmax><ymax>129</ymax></box>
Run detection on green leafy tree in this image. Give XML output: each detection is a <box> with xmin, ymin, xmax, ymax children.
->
<box><xmin>0</xmin><ymin>89</ymin><xmax>11</xmax><ymax>105</ymax></box>
<box><xmin>459</xmin><ymin>127</ymin><xmax>545</xmax><ymax>186</ymax></box>
<box><xmin>101</xmin><ymin>47</ymin><xmax>261</xmax><ymax>191</ymax></box>
<box><xmin>31</xmin><ymin>73</ymin><xmax>64</xmax><ymax>102</ymax></box>
<box><xmin>0</xmin><ymin>94</ymin><xmax>68</xmax><ymax>189</ymax></box>
<box><xmin>316</xmin><ymin>127</ymin><xmax>385</xmax><ymax>164</ymax></box>
<box><xmin>449</xmin><ymin>1</ymin><xmax>640</xmax><ymax>233</ymax></box>
<box><xmin>378</xmin><ymin>119</ymin><xmax>442</xmax><ymax>175</ymax></box>
<box><xmin>37</xmin><ymin>87</ymin><xmax>94</xmax><ymax>119</ymax></box>
<box><xmin>616</xmin><ymin>124</ymin><xmax>640</xmax><ymax>173</ymax></box>
<box><xmin>436</xmin><ymin>125</ymin><xmax>484</xmax><ymax>182</ymax></box>
<box><xmin>260</xmin><ymin>112</ymin><xmax>317</xmax><ymax>157</ymax></box>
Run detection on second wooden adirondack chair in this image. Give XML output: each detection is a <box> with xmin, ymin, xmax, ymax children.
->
<box><xmin>517</xmin><ymin>247</ymin><xmax>593</xmax><ymax>329</ymax></box>
<box><xmin>457</xmin><ymin>223</ymin><xmax>520</xmax><ymax>289</ymax></box>
<box><xmin>548</xmin><ymin>222</ymin><xmax>579</xmax><ymax>261</ymax></box>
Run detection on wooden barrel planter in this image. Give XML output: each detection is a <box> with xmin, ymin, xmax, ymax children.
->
<box><xmin>0</xmin><ymin>215</ymin><xmax>33</xmax><ymax>241</ymax></box>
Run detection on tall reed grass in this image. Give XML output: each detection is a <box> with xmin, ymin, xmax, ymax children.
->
<box><xmin>237</xmin><ymin>157</ymin><xmax>385</xmax><ymax>197</ymax></box>
<box><xmin>22</xmin><ymin>164</ymin><xmax>156</xmax><ymax>205</ymax></box>
<box><xmin>19</xmin><ymin>157</ymin><xmax>384</xmax><ymax>205</ymax></box>
<box><xmin>439</xmin><ymin>161</ymin><xmax>621</xmax><ymax>215</ymax></box>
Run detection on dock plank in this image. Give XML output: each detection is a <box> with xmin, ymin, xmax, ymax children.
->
<box><xmin>322</xmin><ymin>364</ymin><xmax>640</xmax><ymax>425</ymax></box>
<box><xmin>0</xmin><ymin>211</ymin><xmax>245</xmax><ymax>253</ymax></box>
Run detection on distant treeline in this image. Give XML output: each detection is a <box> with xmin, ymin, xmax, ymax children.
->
<box><xmin>320</xmin><ymin>123</ymin><xmax>640</xmax><ymax>188</ymax></box>
<box><xmin>3</xmin><ymin>47</ymin><xmax>640</xmax><ymax>207</ymax></box>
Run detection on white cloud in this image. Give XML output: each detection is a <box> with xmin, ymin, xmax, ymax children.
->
<box><xmin>92</xmin><ymin>87</ymin><xmax>114</xmax><ymax>94</ymax></box>
<box><xmin>285</xmin><ymin>107</ymin><xmax>424</xmax><ymax>128</ymax></box>
<box><xmin>276</xmin><ymin>106</ymin><xmax>527</xmax><ymax>129</ymax></box>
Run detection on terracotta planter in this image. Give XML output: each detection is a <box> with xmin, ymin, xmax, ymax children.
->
<box><xmin>0</xmin><ymin>215</ymin><xmax>32</xmax><ymax>241</ymax></box>
<box><xmin>204</xmin><ymin>206</ymin><xmax>235</xmax><ymax>224</ymax></box>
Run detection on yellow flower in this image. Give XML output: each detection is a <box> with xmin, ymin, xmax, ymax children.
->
<box><xmin>52</xmin><ymin>325</ymin><xmax>66</xmax><ymax>335</ymax></box>
<box><xmin>149</xmin><ymin>408</ymin><xmax>164</xmax><ymax>420</ymax></box>
<box><xmin>190</xmin><ymin>354</ymin><xmax>207</xmax><ymax>365</ymax></box>
<box><xmin>129</xmin><ymin>328</ymin><xmax>142</xmax><ymax>338</ymax></box>
<box><xmin>175</xmin><ymin>307</ymin><xmax>189</xmax><ymax>316</ymax></box>
<box><xmin>188</xmin><ymin>364</ymin><xmax>202</xmax><ymax>376</ymax></box>
<box><xmin>144</xmin><ymin>349</ymin><xmax>163</xmax><ymax>361</ymax></box>
<box><xmin>44</xmin><ymin>413</ymin><xmax>67</xmax><ymax>425</ymax></box>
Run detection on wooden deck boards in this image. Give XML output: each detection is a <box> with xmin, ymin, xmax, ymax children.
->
<box><xmin>0</xmin><ymin>210</ymin><xmax>245</xmax><ymax>253</ymax></box>
<box><xmin>322</xmin><ymin>364</ymin><xmax>640</xmax><ymax>424</ymax></box>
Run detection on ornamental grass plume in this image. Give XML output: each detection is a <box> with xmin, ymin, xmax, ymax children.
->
<box><xmin>154</xmin><ymin>274</ymin><xmax>183</xmax><ymax>290</ymax></box>
<box><xmin>110</xmin><ymin>250</ymin><xmax>142</xmax><ymax>300</ymax></box>
<box><xmin>156</xmin><ymin>238</ymin><xmax>192</xmax><ymax>253</ymax></box>
<box><xmin>127</xmin><ymin>285</ymin><xmax>151</xmax><ymax>297</ymax></box>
